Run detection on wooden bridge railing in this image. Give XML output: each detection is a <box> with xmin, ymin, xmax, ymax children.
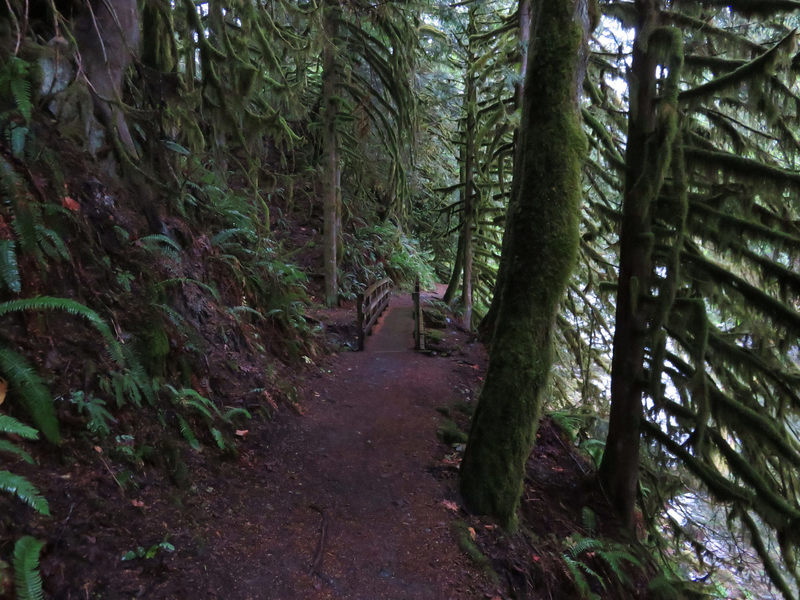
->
<box><xmin>356</xmin><ymin>278</ymin><xmax>394</xmax><ymax>350</ymax></box>
<box><xmin>412</xmin><ymin>278</ymin><xmax>425</xmax><ymax>351</ymax></box>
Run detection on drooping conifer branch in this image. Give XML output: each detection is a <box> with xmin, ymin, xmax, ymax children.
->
<box><xmin>679</xmin><ymin>29</ymin><xmax>797</xmax><ymax>104</ymax></box>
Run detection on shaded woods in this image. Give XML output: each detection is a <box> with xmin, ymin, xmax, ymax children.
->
<box><xmin>1</xmin><ymin>1</ymin><xmax>799</xmax><ymax>598</ymax></box>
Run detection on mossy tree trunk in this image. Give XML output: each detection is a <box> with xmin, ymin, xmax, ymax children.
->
<box><xmin>443</xmin><ymin>232</ymin><xmax>464</xmax><ymax>304</ymax></box>
<box><xmin>599</xmin><ymin>0</ymin><xmax>682</xmax><ymax>529</ymax></box>
<box><xmin>322</xmin><ymin>1</ymin><xmax>340</xmax><ymax>307</ymax></box>
<box><xmin>459</xmin><ymin>0</ymin><xmax>589</xmax><ymax>529</ymax></box>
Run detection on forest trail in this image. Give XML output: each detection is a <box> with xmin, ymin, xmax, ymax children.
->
<box><xmin>145</xmin><ymin>289</ymin><xmax>495</xmax><ymax>599</ymax></box>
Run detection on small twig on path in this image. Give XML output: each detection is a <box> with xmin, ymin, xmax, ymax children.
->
<box><xmin>308</xmin><ymin>503</ymin><xmax>328</xmax><ymax>577</ymax></box>
<box><xmin>552</xmin><ymin>429</ymin><xmax>588</xmax><ymax>475</ymax></box>
<box><xmin>97</xmin><ymin>451</ymin><xmax>125</xmax><ymax>493</ymax></box>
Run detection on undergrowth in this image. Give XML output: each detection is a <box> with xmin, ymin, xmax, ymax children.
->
<box><xmin>341</xmin><ymin>222</ymin><xmax>437</xmax><ymax>297</ymax></box>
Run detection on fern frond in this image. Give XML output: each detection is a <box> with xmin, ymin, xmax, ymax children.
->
<box><xmin>0</xmin><ymin>296</ymin><xmax>109</xmax><ymax>334</ymax></box>
<box><xmin>569</xmin><ymin>536</ymin><xmax>603</xmax><ymax>557</ymax></box>
<box><xmin>12</xmin><ymin>536</ymin><xmax>44</xmax><ymax>600</ymax></box>
<box><xmin>0</xmin><ymin>239</ymin><xmax>22</xmax><ymax>293</ymax></box>
<box><xmin>210</xmin><ymin>427</ymin><xmax>226</xmax><ymax>450</ymax></box>
<box><xmin>228</xmin><ymin>306</ymin><xmax>266</xmax><ymax>321</ymax></box>
<box><xmin>596</xmin><ymin>549</ymin><xmax>638</xmax><ymax>585</ymax></box>
<box><xmin>598</xmin><ymin>547</ymin><xmax>642</xmax><ymax>569</ymax></box>
<box><xmin>0</xmin><ymin>471</ymin><xmax>50</xmax><ymax>515</ymax></box>
<box><xmin>0</xmin><ymin>348</ymin><xmax>59</xmax><ymax>444</ymax></box>
<box><xmin>211</xmin><ymin>228</ymin><xmax>257</xmax><ymax>247</ymax></box>
<box><xmin>549</xmin><ymin>410</ymin><xmax>583</xmax><ymax>442</ymax></box>
<box><xmin>156</xmin><ymin>278</ymin><xmax>220</xmax><ymax>301</ymax></box>
<box><xmin>152</xmin><ymin>303</ymin><xmax>190</xmax><ymax>334</ymax></box>
<box><xmin>7</xmin><ymin>61</ymin><xmax>33</xmax><ymax>122</ymax></box>
<box><xmin>0</xmin><ymin>158</ymin><xmax>41</xmax><ymax>263</ymax></box>
<box><xmin>562</xmin><ymin>555</ymin><xmax>601</xmax><ymax>600</ymax></box>
<box><xmin>0</xmin><ymin>440</ymin><xmax>34</xmax><ymax>464</ymax></box>
<box><xmin>34</xmin><ymin>226</ymin><xmax>71</xmax><ymax>262</ymax></box>
<box><xmin>185</xmin><ymin>398</ymin><xmax>215</xmax><ymax>420</ymax></box>
<box><xmin>222</xmin><ymin>407</ymin><xmax>251</xmax><ymax>423</ymax></box>
<box><xmin>0</xmin><ymin>296</ymin><xmax>126</xmax><ymax>368</ymax></box>
<box><xmin>176</xmin><ymin>414</ymin><xmax>200</xmax><ymax>450</ymax></box>
<box><xmin>166</xmin><ymin>385</ymin><xmax>220</xmax><ymax>416</ymax></box>
<box><xmin>136</xmin><ymin>234</ymin><xmax>182</xmax><ymax>259</ymax></box>
<box><xmin>0</xmin><ymin>414</ymin><xmax>38</xmax><ymax>439</ymax></box>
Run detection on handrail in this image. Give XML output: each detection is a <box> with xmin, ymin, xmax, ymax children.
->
<box><xmin>412</xmin><ymin>278</ymin><xmax>425</xmax><ymax>351</ymax></box>
<box><xmin>356</xmin><ymin>277</ymin><xmax>393</xmax><ymax>350</ymax></box>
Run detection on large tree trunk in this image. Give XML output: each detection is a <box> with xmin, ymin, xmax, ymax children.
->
<box><xmin>599</xmin><ymin>0</ymin><xmax>680</xmax><ymax>529</ymax></box>
<box><xmin>443</xmin><ymin>232</ymin><xmax>464</xmax><ymax>304</ymax></box>
<box><xmin>459</xmin><ymin>0</ymin><xmax>590</xmax><ymax>529</ymax></box>
<box><xmin>460</xmin><ymin>11</ymin><xmax>478</xmax><ymax>330</ymax></box>
<box><xmin>321</xmin><ymin>2</ymin><xmax>340</xmax><ymax>307</ymax></box>
<box><xmin>73</xmin><ymin>0</ymin><xmax>140</xmax><ymax>157</ymax></box>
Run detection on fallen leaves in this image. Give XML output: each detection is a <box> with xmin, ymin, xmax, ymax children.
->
<box><xmin>62</xmin><ymin>196</ymin><xmax>80</xmax><ymax>211</ymax></box>
<box><xmin>441</xmin><ymin>454</ymin><xmax>461</xmax><ymax>468</ymax></box>
<box><xmin>441</xmin><ymin>499</ymin><xmax>459</xmax><ymax>512</ymax></box>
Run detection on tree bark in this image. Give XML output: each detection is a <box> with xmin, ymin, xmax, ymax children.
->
<box><xmin>599</xmin><ymin>0</ymin><xmax>680</xmax><ymax>529</ymax></box>
<box><xmin>443</xmin><ymin>232</ymin><xmax>464</xmax><ymax>304</ymax></box>
<box><xmin>459</xmin><ymin>0</ymin><xmax>589</xmax><ymax>529</ymax></box>
<box><xmin>73</xmin><ymin>0</ymin><xmax>141</xmax><ymax>157</ymax></box>
<box><xmin>321</xmin><ymin>2</ymin><xmax>340</xmax><ymax>307</ymax></box>
<box><xmin>460</xmin><ymin>10</ymin><xmax>478</xmax><ymax>330</ymax></box>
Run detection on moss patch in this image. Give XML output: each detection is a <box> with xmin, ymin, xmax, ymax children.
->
<box><xmin>437</xmin><ymin>419</ymin><xmax>468</xmax><ymax>445</ymax></box>
<box><xmin>451</xmin><ymin>520</ymin><xmax>497</xmax><ymax>580</ymax></box>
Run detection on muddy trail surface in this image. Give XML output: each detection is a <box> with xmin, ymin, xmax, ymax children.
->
<box><xmin>65</xmin><ymin>290</ymin><xmax>495</xmax><ymax>599</ymax></box>
<box><xmin>193</xmin><ymin>291</ymin><xmax>492</xmax><ymax>599</ymax></box>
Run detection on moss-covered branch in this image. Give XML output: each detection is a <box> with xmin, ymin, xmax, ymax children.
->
<box><xmin>679</xmin><ymin>30</ymin><xmax>796</xmax><ymax>104</ymax></box>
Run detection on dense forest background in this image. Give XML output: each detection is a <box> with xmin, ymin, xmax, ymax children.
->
<box><xmin>1</xmin><ymin>0</ymin><xmax>799</xmax><ymax>598</ymax></box>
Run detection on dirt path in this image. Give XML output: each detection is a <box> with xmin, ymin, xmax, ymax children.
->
<box><xmin>157</xmin><ymin>291</ymin><xmax>493</xmax><ymax>599</ymax></box>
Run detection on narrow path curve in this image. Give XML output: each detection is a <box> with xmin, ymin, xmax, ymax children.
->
<box><xmin>180</xmin><ymin>292</ymin><xmax>493</xmax><ymax>599</ymax></box>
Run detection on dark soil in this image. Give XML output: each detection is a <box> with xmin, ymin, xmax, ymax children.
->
<box><xmin>3</xmin><ymin>284</ymin><xmax>644</xmax><ymax>600</ymax></box>
<box><xmin>4</xmin><ymin>290</ymin><xmax>498</xmax><ymax>599</ymax></box>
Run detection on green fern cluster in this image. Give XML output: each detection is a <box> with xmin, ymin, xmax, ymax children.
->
<box><xmin>163</xmin><ymin>384</ymin><xmax>250</xmax><ymax>451</ymax></box>
<box><xmin>561</xmin><ymin>536</ymin><xmax>642</xmax><ymax>600</ymax></box>
<box><xmin>0</xmin><ymin>348</ymin><xmax>59</xmax><ymax>444</ymax></box>
<box><xmin>0</xmin><ymin>414</ymin><xmax>49</xmax><ymax>515</ymax></box>
<box><xmin>12</xmin><ymin>536</ymin><xmax>45</xmax><ymax>600</ymax></box>
<box><xmin>205</xmin><ymin>195</ymin><xmax>310</xmax><ymax>334</ymax></box>
<box><xmin>0</xmin><ymin>414</ymin><xmax>48</xmax><ymax>600</ymax></box>
<box><xmin>0</xmin><ymin>156</ymin><xmax>71</xmax><ymax>291</ymax></box>
<box><xmin>343</xmin><ymin>223</ymin><xmax>436</xmax><ymax>297</ymax></box>
<box><xmin>0</xmin><ymin>55</ymin><xmax>33</xmax><ymax>158</ymax></box>
<box><xmin>0</xmin><ymin>296</ymin><xmax>157</xmax><ymax>443</ymax></box>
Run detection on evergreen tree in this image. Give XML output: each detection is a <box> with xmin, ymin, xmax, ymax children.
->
<box><xmin>459</xmin><ymin>0</ymin><xmax>593</xmax><ymax>528</ymax></box>
<box><xmin>587</xmin><ymin>1</ymin><xmax>800</xmax><ymax>594</ymax></box>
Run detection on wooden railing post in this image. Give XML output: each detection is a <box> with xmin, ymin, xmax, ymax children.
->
<box><xmin>413</xmin><ymin>278</ymin><xmax>425</xmax><ymax>351</ymax></box>
<box><xmin>357</xmin><ymin>291</ymin><xmax>365</xmax><ymax>351</ymax></box>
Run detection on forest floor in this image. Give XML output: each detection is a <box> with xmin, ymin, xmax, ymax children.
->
<box><xmin>7</xmin><ymin>285</ymin><xmax>626</xmax><ymax>599</ymax></box>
